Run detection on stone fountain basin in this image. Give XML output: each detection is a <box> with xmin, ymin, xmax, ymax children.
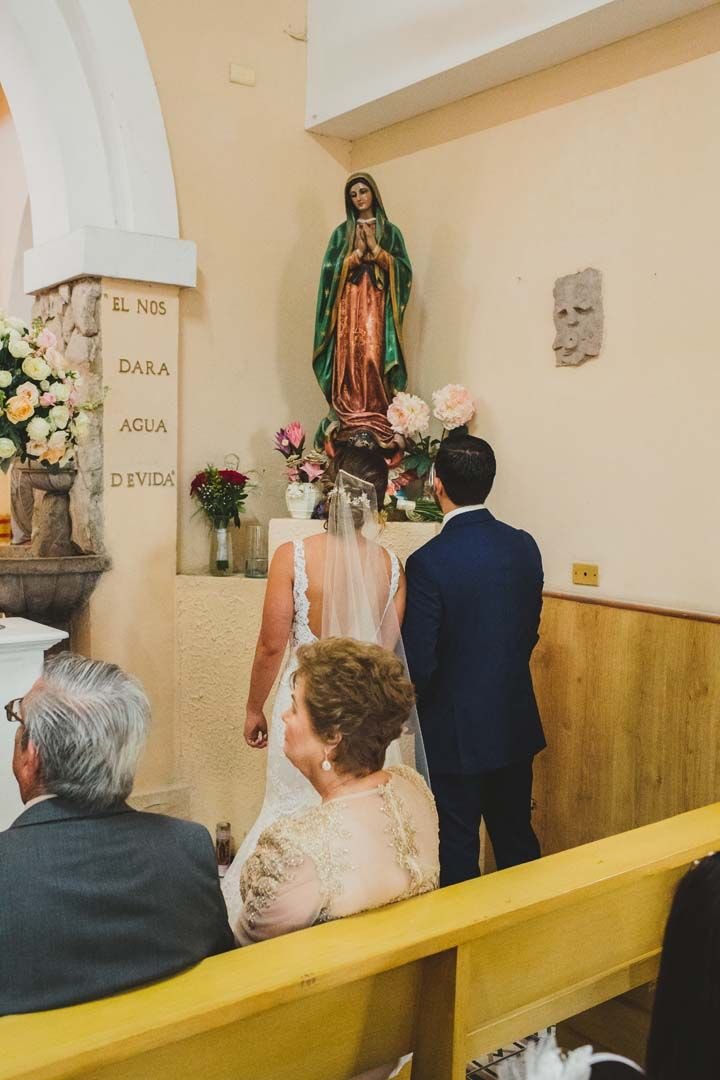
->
<box><xmin>0</xmin><ymin>548</ymin><xmax>110</xmax><ymax>620</ymax></box>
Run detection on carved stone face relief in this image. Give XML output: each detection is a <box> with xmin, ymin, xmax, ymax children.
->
<box><xmin>553</xmin><ymin>268</ymin><xmax>603</xmax><ymax>367</ymax></box>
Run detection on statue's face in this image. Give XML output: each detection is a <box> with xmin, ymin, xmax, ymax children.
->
<box><xmin>349</xmin><ymin>181</ymin><xmax>373</xmax><ymax>215</ymax></box>
<box><xmin>553</xmin><ymin>268</ymin><xmax>603</xmax><ymax>366</ymax></box>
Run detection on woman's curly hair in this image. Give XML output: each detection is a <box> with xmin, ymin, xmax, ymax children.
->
<box><xmin>294</xmin><ymin>637</ymin><xmax>415</xmax><ymax>775</ymax></box>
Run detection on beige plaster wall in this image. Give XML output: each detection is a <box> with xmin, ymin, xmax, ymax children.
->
<box><xmin>177</xmin><ymin>521</ymin><xmax>437</xmax><ymax>840</ymax></box>
<box><xmin>0</xmin><ymin>89</ymin><xmax>27</xmax><ymax>312</ymax></box>
<box><xmin>352</xmin><ymin>8</ymin><xmax>720</xmax><ymax>615</ymax></box>
<box><xmin>130</xmin><ymin>0</ymin><xmax>351</xmax><ymax>574</ymax></box>
<box><xmin>163</xmin><ymin>5</ymin><xmax>720</xmax><ymax>834</ymax></box>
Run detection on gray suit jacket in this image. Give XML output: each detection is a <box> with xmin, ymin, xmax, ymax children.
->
<box><xmin>0</xmin><ymin>798</ymin><xmax>234</xmax><ymax>1015</ymax></box>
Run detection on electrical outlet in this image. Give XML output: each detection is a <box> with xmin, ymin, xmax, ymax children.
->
<box><xmin>572</xmin><ymin>562</ymin><xmax>599</xmax><ymax>586</ymax></box>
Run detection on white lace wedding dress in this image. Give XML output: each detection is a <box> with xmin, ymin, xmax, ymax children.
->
<box><xmin>221</xmin><ymin>537</ymin><xmax>401</xmax><ymax>929</ymax></box>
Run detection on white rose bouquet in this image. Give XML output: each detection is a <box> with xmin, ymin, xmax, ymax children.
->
<box><xmin>0</xmin><ymin>311</ymin><xmax>94</xmax><ymax>472</ymax></box>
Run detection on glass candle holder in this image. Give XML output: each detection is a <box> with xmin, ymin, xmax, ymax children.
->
<box><xmin>244</xmin><ymin>522</ymin><xmax>268</xmax><ymax>578</ymax></box>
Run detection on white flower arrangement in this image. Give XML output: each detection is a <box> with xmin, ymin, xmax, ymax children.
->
<box><xmin>384</xmin><ymin>382</ymin><xmax>477</xmax><ymax>522</ymax></box>
<box><xmin>0</xmin><ymin>312</ymin><xmax>96</xmax><ymax>471</ymax></box>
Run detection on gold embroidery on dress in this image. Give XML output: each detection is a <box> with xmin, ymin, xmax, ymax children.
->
<box><xmin>387</xmin><ymin>764</ymin><xmax>436</xmax><ymax>807</ymax></box>
<box><xmin>379</xmin><ymin>782</ymin><xmax>437</xmax><ymax>900</ymax></box>
<box><xmin>283</xmin><ymin>801</ymin><xmax>351</xmax><ymax>922</ymax></box>
<box><xmin>240</xmin><ymin>769</ymin><xmax>437</xmax><ymax>930</ymax></box>
<box><xmin>240</xmin><ymin>802</ymin><xmax>351</xmax><ymax>928</ymax></box>
<box><xmin>239</xmin><ymin>823</ymin><xmax>305</xmax><ymax>929</ymax></box>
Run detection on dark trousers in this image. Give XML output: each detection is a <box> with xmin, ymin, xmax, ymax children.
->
<box><xmin>431</xmin><ymin>759</ymin><xmax>541</xmax><ymax>887</ymax></box>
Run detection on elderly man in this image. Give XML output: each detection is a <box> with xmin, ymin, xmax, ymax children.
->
<box><xmin>0</xmin><ymin>653</ymin><xmax>233</xmax><ymax>1015</ymax></box>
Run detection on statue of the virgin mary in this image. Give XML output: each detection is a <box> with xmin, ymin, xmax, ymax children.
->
<box><xmin>312</xmin><ymin>173</ymin><xmax>412</xmax><ymax>451</ymax></box>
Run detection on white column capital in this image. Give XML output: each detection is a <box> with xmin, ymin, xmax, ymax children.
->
<box><xmin>24</xmin><ymin>228</ymin><xmax>197</xmax><ymax>293</ymax></box>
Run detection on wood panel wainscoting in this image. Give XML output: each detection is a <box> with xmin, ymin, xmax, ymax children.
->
<box><xmin>530</xmin><ymin>593</ymin><xmax>720</xmax><ymax>857</ymax></box>
<box><xmin>529</xmin><ymin>593</ymin><xmax>719</xmax><ymax>1064</ymax></box>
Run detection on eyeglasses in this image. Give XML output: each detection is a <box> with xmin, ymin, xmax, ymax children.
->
<box><xmin>5</xmin><ymin>698</ymin><xmax>23</xmax><ymax>725</ymax></box>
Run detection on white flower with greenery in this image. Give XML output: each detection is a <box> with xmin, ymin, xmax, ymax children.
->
<box><xmin>0</xmin><ymin>310</ymin><xmax>99</xmax><ymax>472</ymax></box>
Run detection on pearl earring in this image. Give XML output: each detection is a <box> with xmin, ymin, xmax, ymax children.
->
<box><xmin>321</xmin><ymin>749</ymin><xmax>333</xmax><ymax>772</ymax></box>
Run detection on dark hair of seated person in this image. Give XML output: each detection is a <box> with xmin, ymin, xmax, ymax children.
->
<box><xmin>644</xmin><ymin>852</ymin><xmax>720</xmax><ymax>1080</ymax></box>
<box><xmin>434</xmin><ymin>433</ymin><xmax>496</xmax><ymax>506</ymax></box>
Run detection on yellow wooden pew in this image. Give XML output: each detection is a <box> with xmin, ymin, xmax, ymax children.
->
<box><xmin>2</xmin><ymin>803</ymin><xmax>718</xmax><ymax>1080</ymax></box>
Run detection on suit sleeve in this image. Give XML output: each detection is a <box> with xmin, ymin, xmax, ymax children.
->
<box><xmin>523</xmin><ymin>531</ymin><xmax>544</xmax><ymax>651</ymax></box>
<box><xmin>193</xmin><ymin>825</ymin><xmax>236</xmax><ymax>954</ymax></box>
<box><xmin>402</xmin><ymin>550</ymin><xmax>443</xmax><ymax>699</ymax></box>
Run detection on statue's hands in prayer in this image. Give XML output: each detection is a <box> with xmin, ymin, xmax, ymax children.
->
<box><xmin>244</xmin><ymin>708</ymin><xmax>268</xmax><ymax>749</ymax></box>
<box><xmin>363</xmin><ymin>220</ymin><xmax>379</xmax><ymax>255</ymax></box>
<box><xmin>353</xmin><ymin>223</ymin><xmax>367</xmax><ymax>259</ymax></box>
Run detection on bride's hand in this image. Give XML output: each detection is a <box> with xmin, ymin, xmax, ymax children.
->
<box><xmin>244</xmin><ymin>709</ymin><xmax>268</xmax><ymax>748</ymax></box>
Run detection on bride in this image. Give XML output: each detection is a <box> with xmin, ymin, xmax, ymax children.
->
<box><xmin>221</xmin><ymin>445</ymin><xmax>426</xmax><ymax>926</ymax></box>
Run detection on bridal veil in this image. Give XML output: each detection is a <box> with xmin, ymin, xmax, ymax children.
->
<box><xmin>322</xmin><ymin>469</ymin><xmax>429</xmax><ymax>780</ymax></box>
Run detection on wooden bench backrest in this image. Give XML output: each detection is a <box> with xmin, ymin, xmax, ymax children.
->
<box><xmin>2</xmin><ymin>803</ymin><xmax>719</xmax><ymax>1080</ymax></box>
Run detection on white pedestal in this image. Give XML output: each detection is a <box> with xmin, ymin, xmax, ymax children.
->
<box><xmin>0</xmin><ymin>617</ymin><xmax>68</xmax><ymax>829</ymax></box>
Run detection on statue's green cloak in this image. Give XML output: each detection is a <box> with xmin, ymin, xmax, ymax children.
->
<box><xmin>312</xmin><ymin>173</ymin><xmax>412</xmax><ymax>446</ymax></box>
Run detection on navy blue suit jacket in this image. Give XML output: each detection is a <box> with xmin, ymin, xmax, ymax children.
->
<box><xmin>403</xmin><ymin>509</ymin><xmax>545</xmax><ymax>774</ymax></box>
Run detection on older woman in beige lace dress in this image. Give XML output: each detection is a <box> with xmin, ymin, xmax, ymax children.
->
<box><xmin>233</xmin><ymin>638</ymin><xmax>439</xmax><ymax>1080</ymax></box>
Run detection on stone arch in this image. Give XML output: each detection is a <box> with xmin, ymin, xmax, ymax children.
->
<box><xmin>0</xmin><ymin>0</ymin><xmax>194</xmax><ymax>292</ymax></box>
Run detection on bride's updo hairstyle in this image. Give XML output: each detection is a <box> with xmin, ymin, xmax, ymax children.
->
<box><xmin>327</xmin><ymin>445</ymin><xmax>388</xmax><ymax>528</ymax></box>
<box><xmin>295</xmin><ymin>638</ymin><xmax>414</xmax><ymax>775</ymax></box>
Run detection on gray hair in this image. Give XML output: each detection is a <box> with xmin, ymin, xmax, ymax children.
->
<box><xmin>22</xmin><ymin>653</ymin><xmax>150</xmax><ymax>809</ymax></box>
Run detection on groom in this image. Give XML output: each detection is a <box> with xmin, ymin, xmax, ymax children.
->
<box><xmin>403</xmin><ymin>435</ymin><xmax>545</xmax><ymax>886</ymax></box>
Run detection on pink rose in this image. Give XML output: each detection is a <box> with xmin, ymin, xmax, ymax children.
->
<box><xmin>36</xmin><ymin>328</ymin><xmax>57</xmax><ymax>351</ymax></box>
<box><xmin>39</xmin><ymin>393</ymin><xmax>57</xmax><ymax>407</ymax></box>
<box><xmin>432</xmin><ymin>384</ymin><xmax>475</xmax><ymax>429</ymax></box>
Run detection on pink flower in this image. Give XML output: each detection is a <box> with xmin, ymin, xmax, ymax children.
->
<box><xmin>387</xmin><ymin>392</ymin><xmax>430</xmax><ymax>437</ymax></box>
<box><xmin>387</xmin><ymin>470</ymin><xmax>412</xmax><ymax>497</ymax></box>
<box><xmin>275</xmin><ymin>422</ymin><xmax>305</xmax><ymax>457</ymax></box>
<box><xmin>285</xmin><ymin>421</ymin><xmax>305</xmax><ymax>450</ymax></box>
<box><xmin>301</xmin><ymin>460</ymin><xmax>325</xmax><ymax>483</ymax></box>
<box><xmin>39</xmin><ymin>392</ymin><xmax>56</xmax><ymax>406</ymax></box>
<box><xmin>432</xmin><ymin>384</ymin><xmax>475</xmax><ymax>429</ymax></box>
<box><xmin>66</xmin><ymin>389</ymin><xmax>78</xmax><ymax>406</ymax></box>
<box><xmin>36</xmin><ymin>328</ymin><xmax>57</xmax><ymax>351</ymax></box>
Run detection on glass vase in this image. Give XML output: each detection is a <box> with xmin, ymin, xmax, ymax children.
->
<box><xmin>244</xmin><ymin>522</ymin><xmax>268</xmax><ymax>578</ymax></box>
<box><xmin>210</xmin><ymin>520</ymin><xmax>234</xmax><ymax>576</ymax></box>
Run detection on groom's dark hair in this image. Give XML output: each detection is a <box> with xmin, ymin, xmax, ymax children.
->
<box><xmin>435</xmin><ymin>434</ymin><xmax>496</xmax><ymax>506</ymax></box>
